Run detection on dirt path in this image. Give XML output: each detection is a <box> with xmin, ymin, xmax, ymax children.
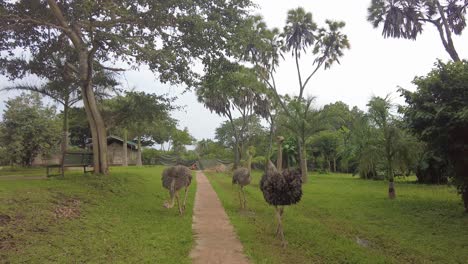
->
<box><xmin>190</xmin><ymin>171</ymin><xmax>250</xmax><ymax>264</ymax></box>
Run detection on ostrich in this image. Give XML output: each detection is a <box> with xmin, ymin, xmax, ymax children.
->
<box><xmin>162</xmin><ymin>165</ymin><xmax>192</xmax><ymax>215</ymax></box>
<box><xmin>260</xmin><ymin>136</ymin><xmax>302</xmax><ymax>247</ymax></box>
<box><xmin>232</xmin><ymin>146</ymin><xmax>255</xmax><ymax>209</ymax></box>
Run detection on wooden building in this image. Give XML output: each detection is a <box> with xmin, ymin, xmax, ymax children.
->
<box><xmin>106</xmin><ymin>136</ymin><xmax>138</xmax><ymax>166</ymax></box>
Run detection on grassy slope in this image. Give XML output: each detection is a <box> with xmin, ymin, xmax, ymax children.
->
<box><xmin>0</xmin><ymin>166</ymin><xmax>196</xmax><ymax>263</ymax></box>
<box><xmin>207</xmin><ymin>171</ymin><xmax>468</xmax><ymax>264</ymax></box>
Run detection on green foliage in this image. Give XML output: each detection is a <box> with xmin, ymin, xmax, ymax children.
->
<box><xmin>401</xmin><ymin>60</ymin><xmax>468</xmax><ymax>211</ymax></box>
<box><xmin>197</xmin><ymin>59</ymin><xmax>270</xmax><ymax>167</ymax></box>
<box><xmin>236</xmin><ymin>8</ymin><xmax>350</xmax><ymax>178</ymax></box>
<box><xmin>367</xmin><ymin>0</ymin><xmax>465</xmax><ymax>61</ymax></box>
<box><xmin>215</xmin><ymin>115</ymin><xmax>269</xmax><ymax>159</ymax></box>
<box><xmin>103</xmin><ymin>91</ymin><xmax>174</xmax><ymax>138</ymax></box>
<box><xmin>0</xmin><ymin>0</ymin><xmax>254</xmax><ymax>87</ymax></box>
<box><xmin>195</xmin><ymin>139</ymin><xmax>232</xmax><ymax>160</ymax></box>
<box><xmin>141</xmin><ymin>148</ymin><xmax>164</xmax><ymax>165</ymax></box>
<box><xmin>0</xmin><ymin>93</ymin><xmax>61</xmax><ymax>166</ymax></box>
<box><xmin>170</xmin><ymin>127</ymin><xmax>195</xmax><ymax>154</ymax></box>
<box><xmin>102</xmin><ymin>90</ymin><xmax>183</xmax><ymax>163</ymax></box>
<box><xmin>309</xmin><ymin>130</ymin><xmax>341</xmax><ymax>172</ymax></box>
<box><xmin>68</xmin><ymin>107</ymin><xmax>91</xmax><ymax>148</ymax></box>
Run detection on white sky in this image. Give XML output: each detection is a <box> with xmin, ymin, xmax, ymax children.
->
<box><xmin>1</xmin><ymin>0</ymin><xmax>467</xmax><ymax>140</ymax></box>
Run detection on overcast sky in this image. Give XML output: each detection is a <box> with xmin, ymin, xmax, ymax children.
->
<box><xmin>1</xmin><ymin>0</ymin><xmax>467</xmax><ymax>141</ymax></box>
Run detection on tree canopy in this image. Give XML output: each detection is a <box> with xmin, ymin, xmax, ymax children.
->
<box><xmin>368</xmin><ymin>0</ymin><xmax>468</xmax><ymax>61</ymax></box>
<box><xmin>0</xmin><ymin>93</ymin><xmax>61</xmax><ymax>166</ymax></box>
<box><xmin>401</xmin><ymin>60</ymin><xmax>468</xmax><ymax>211</ymax></box>
<box><xmin>0</xmin><ymin>0</ymin><xmax>254</xmax><ymax>174</ymax></box>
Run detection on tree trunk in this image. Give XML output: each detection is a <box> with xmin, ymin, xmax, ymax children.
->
<box><xmin>298</xmin><ymin>140</ymin><xmax>308</xmax><ymax>183</ymax></box>
<box><xmin>462</xmin><ymin>185</ymin><xmax>468</xmax><ymax>213</ymax></box>
<box><xmin>60</xmin><ymin>102</ymin><xmax>69</xmax><ymax>177</ymax></box>
<box><xmin>388</xmin><ymin>180</ymin><xmax>396</xmax><ymax>199</ymax></box>
<box><xmin>136</xmin><ymin>135</ymin><xmax>142</xmax><ymax>166</ymax></box>
<box><xmin>233</xmin><ymin>140</ymin><xmax>240</xmax><ymax>169</ymax></box>
<box><xmin>122</xmin><ymin>129</ymin><xmax>128</xmax><ymax>167</ymax></box>
<box><xmin>277</xmin><ymin>140</ymin><xmax>283</xmax><ymax>171</ymax></box>
<box><xmin>79</xmin><ymin>52</ymin><xmax>108</xmax><ymax>175</ymax></box>
<box><xmin>435</xmin><ymin>1</ymin><xmax>461</xmax><ymax>62</ymax></box>
<box><xmin>333</xmin><ymin>158</ymin><xmax>337</xmax><ymax>173</ymax></box>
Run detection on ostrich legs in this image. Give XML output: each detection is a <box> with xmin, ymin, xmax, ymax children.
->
<box><xmin>232</xmin><ymin>146</ymin><xmax>255</xmax><ymax>209</ymax></box>
<box><xmin>162</xmin><ymin>165</ymin><xmax>192</xmax><ymax>215</ymax></box>
<box><xmin>260</xmin><ymin>136</ymin><xmax>302</xmax><ymax>247</ymax></box>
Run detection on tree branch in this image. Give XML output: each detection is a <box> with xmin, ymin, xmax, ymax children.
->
<box><xmin>302</xmin><ymin>60</ymin><xmax>324</xmax><ymax>92</ymax></box>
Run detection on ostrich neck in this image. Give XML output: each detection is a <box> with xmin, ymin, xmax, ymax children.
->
<box><xmin>277</xmin><ymin>143</ymin><xmax>283</xmax><ymax>171</ymax></box>
<box><xmin>247</xmin><ymin>154</ymin><xmax>252</xmax><ymax>175</ymax></box>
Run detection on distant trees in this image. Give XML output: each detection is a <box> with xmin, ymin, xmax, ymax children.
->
<box><xmin>310</xmin><ymin>130</ymin><xmax>341</xmax><ymax>172</ymax></box>
<box><xmin>368</xmin><ymin>0</ymin><xmax>467</xmax><ymax>61</ymax></box>
<box><xmin>0</xmin><ymin>93</ymin><xmax>61</xmax><ymax>166</ymax></box>
<box><xmin>103</xmin><ymin>91</ymin><xmax>174</xmax><ymax>166</ymax></box>
<box><xmin>195</xmin><ymin>139</ymin><xmax>231</xmax><ymax>160</ymax></box>
<box><xmin>169</xmin><ymin>127</ymin><xmax>195</xmax><ymax>155</ymax></box>
<box><xmin>197</xmin><ymin>60</ymin><xmax>270</xmax><ymax>168</ymax></box>
<box><xmin>401</xmin><ymin>60</ymin><xmax>468</xmax><ymax>212</ymax></box>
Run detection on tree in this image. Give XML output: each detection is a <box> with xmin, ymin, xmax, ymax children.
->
<box><xmin>238</xmin><ymin>9</ymin><xmax>350</xmax><ymax>181</ymax></box>
<box><xmin>196</xmin><ymin>139</ymin><xmax>232</xmax><ymax>160</ymax></box>
<box><xmin>68</xmin><ymin>107</ymin><xmax>91</xmax><ymax>149</ymax></box>
<box><xmin>0</xmin><ymin>93</ymin><xmax>61</xmax><ymax>166</ymax></box>
<box><xmin>368</xmin><ymin>0</ymin><xmax>468</xmax><ymax>61</ymax></box>
<box><xmin>309</xmin><ymin>130</ymin><xmax>341</xmax><ymax>172</ymax></box>
<box><xmin>169</xmin><ymin>127</ymin><xmax>195</xmax><ymax>154</ymax></box>
<box><xmin>367</xmin><ymin>95</ymin><xmax>411</xmax><ymax>199</ymax></box>
<box><xmin>400</xmin><ymin>60</ymin><xmax>468</xmax><ymax>212</ymax></box>
<box><xmin>276</xmin><ymin>96</ymin><xmax>327</xmax><ymax>172</ymax></box>
<box><xmin>1</xmin><ymin>57</ymin><xmax>118</xmax><ymax>175</ymax></box>
<box><xmin>347</xmin><ymin>110</ymin><xmax>381</xmax><ymax>179</ymax></box>
<box><xmin>103</xmin><ymin>91</ymin><xmax>174</xmax><ymax>166</ymax></box>
<box><xmin>197</xmin><ymin>60</ymin><xmax>269</xmax><ymax>168</ymax></box>
<box><xmin>1</xmin><ymin>0</ymin><xmax>254</xmax><ymax>174</ymax></box>
<box><xmin>215</xmin><ymin>115</ymin><xmax>267</xmax><ymax>160</ymax></box>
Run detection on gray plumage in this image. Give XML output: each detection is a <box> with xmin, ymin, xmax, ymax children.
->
<box><xmin>232</xmin><ymin>147</ymin><xmax>255</xmax><ymax>209</ymax></box>
<box><xmin>162</xmin><ymin>165</ymin><xmax>192</xmax><ymax>214</ymax></box>
<box><xmin>162</xmin><ymin>165</ymin><xmax>192</xmax><ymax>191</ymax></box>
<box><xmin>232</xmin><ymin>168</ymin><xmax>251</xmax><ymax>186</ymax></box>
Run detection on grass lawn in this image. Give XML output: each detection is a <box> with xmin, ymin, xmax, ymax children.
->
<box><xmin>0</xmin><ymin>166</ymin><xmax>50</xmax><ymax>178</ymax></box>
<box><xmin>207</xmin><ymin>171</ymin><xmax>468</xmax><ymax>264</ymax></box>
<box><xmin>0</xmin><ymin>166</ymin><xmax>196</xmax><ymax>263</ymax></box>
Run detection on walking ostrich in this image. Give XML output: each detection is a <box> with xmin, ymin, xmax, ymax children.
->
<box><xmin>162</xmin><ymin>165</ymin><xmax>192</xmax><ymax>215</ymax></box>
<box><xmin>232</xmin><ymin>146</ymin><xmax>255</xmax><ymax>209</ymax></box>
<box><xmin>260</xmin><ymin>136</ymin><xmax>302</xmax><ymax>247</ymax></box>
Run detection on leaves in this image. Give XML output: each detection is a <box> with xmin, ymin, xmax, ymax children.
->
<box><xmin>0</xmin><ymin>93</ymin><xmax>61</xmax><ymax>166</ymax></box>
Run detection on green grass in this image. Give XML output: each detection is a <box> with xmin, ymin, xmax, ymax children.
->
<box><xmin>0</xmin><ymin>166</ymin><xmax>49</xmax><ymax>177</ymax></box>
<box><xmin>207</xmin><ymin>171</ymin><xmax>468</xmax><ymax>264</ymax></box>
<box><xmin>0</xmin><ymin>166</ymin><xmax>196</xmax><ymax>263</ymax></box>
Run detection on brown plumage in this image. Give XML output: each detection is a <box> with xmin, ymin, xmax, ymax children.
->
<box><xmin>259</xmin><ymin>137</ymin><xmax>302</xmax><ymax>247</ymax></box>
<box><xmin>162</xmin><ymin>165</ymin><xmax>192</xmax><ymax>215</ymax></box>
<box><xmin>232</xmin><ymin>146</ymin><xmax>255</xmax><ymax>209</ymax></box>
<box><xmin>260</xmin><ymin>163</ymin><xmax>302</xmax><ymax>206</ymax></box>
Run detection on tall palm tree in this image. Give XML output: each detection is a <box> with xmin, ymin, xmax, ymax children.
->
<box><xmin>368</xmin><ymin>0</ymin><xmax>467</xmax><ymax>61</ymax></box>
<box><xmin>282</xmin><ymin>9</ymin><xmax>350</xmax><ymax>182</ymax></box>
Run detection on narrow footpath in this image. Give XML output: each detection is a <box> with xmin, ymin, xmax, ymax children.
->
<box><xmin>190</xmin><ymin>171</ymin><xmax>250</xmax><ymax>264</ymax></box>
